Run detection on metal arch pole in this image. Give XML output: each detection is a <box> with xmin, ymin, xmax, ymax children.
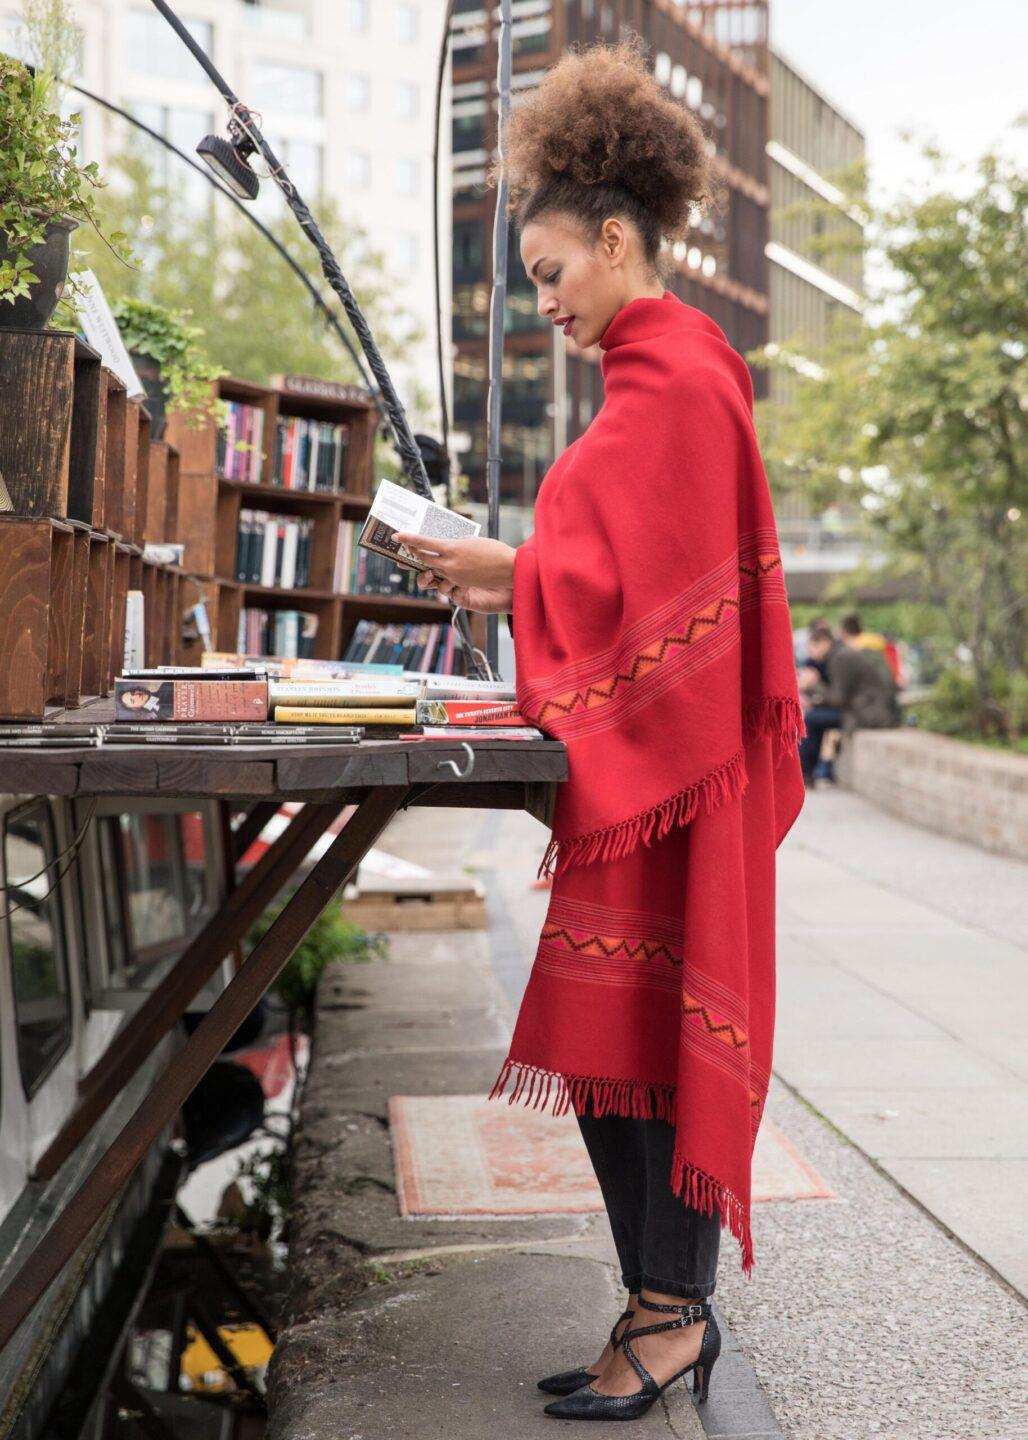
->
<box><xmin>484</xmin><ymin>0</ymin><xmax>514</xmax><ymax>676</ymax></box>
<box><xmin>144</xmin><ymin>0</ymin><xmax>484</xmax><ymax>679</ymax></box>
<box><xmin>71</xmin><ymin>82</ymin><xmax>387</xmax><ymax>421</ymax></box>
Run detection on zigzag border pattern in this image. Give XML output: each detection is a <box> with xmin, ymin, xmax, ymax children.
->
<box><xmin>540</xmin><ymin>923</ymin><xmax>682</xmax><ymax>968</ymax></box>
<box><xmin>681</xmin><ymin>987</ymin><xmax>750</xmax><ymax>1055</ymax></box>
<box><xmin>526</xmin><ymin>551</ymin><xmax>784</xmax><ymax>730</ymax></box>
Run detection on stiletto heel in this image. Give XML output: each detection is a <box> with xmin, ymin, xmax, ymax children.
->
<box><xmin>543</xmin><ymin>1295</ymin><xmax>721</xmax><ymax>1420</ymax></box>
<box><xmin>537</xmin><ymin>1306</ymin><xmax>635</xmax><ymax>1396</ymax></box>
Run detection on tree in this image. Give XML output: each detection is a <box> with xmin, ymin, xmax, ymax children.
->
<box><xmin>72</xmin><ymin>145</ymin><xmax>433</xmax><ymax>425</ymax></box>
<box><xmin>754</xmin><ymin>136</ymin><xmax>1027</xmax><ymax>737</ymax></box>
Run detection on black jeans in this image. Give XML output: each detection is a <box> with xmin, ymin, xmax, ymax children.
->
<box><xmin>575</xmin><ymin>1106</ymin><xmax>720</xmax><ymax>1299</ymax></box>
<box><xmin>798</xmin><ymin>704</ymin><xmax>843</xmax><ymax>777</ymax></box>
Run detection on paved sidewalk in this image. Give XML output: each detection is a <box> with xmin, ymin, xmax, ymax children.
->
<box><xmin>267</xmin><ymin>795</ymin><xmax>1027</xmax><ymax>1440</ymax></box>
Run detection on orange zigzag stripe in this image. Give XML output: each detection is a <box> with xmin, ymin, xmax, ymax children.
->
<box><xmin>531</xmin><ymin>554</ymin><xmax>782</xmax><ymax>727</ymax></box>
<box><xmin>541</xmin><ymin>925</ymin><xmax>681</xmax><ymax>967</ymax></box>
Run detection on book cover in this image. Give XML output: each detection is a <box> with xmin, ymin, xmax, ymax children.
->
<box><xmin>115</xmin><ymin>679</ymin><xmax>269</xmax><ymax>722</ymax></box>
<box><xmin>415</xmin><ymin>700</ymin><xmax>527</xmax><ymax>726</ymax></box>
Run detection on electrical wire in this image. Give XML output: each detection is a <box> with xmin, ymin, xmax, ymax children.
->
<box><xmin>69</xmin><ymin>81</ymin><xmax>389</xmax><ymax>426</ymax></box>
<box><xmin>145</xmin><ymin>0</ymin><xmax>484</xmax><ymax>679</ymax></box>
<box><xmin>0</xmin><ymin>800</ymin><xmax>98</xmax><ymax>921</ymax></box>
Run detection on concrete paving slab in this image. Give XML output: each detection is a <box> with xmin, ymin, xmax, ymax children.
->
<box><xmin>772</xmin><ymin>1032</ymin><xmax>1014</xmax><ymax>1090</ymax></box>
<box><xmin>774</xmin><ymin>961</ymin><xmax>944</xmax><ymax>1038</ymax></box>
<box><xmin>798</xmin><ymin>1086</ymin><xmax>1028</xmax><ymax>1160</ymax></box>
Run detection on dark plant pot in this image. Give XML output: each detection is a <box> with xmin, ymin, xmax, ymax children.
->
<box><xmin>0</xmin><ymin>214</ymin><xmax>78</xmax><ymax>330</ymax></box>
<box><xmin>130</xmin><ymin>349</ymin><xmax>168</xmax><ymax>440</ymax></box>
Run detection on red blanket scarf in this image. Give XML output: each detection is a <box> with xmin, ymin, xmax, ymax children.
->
<box><xmin>489</xmin><ymin>291</ymin><xmax>805</xmax><ymax>1274</ymax></box>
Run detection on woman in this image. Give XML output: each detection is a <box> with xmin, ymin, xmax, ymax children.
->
<box><xmin>395</xmin><ymin>40</ymin><xmax>804</xmax><ymax>1422</ymax></box>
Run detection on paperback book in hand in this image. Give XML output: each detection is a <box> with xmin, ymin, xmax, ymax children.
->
<box><xmin>357</xmin><ymin>478</ymin><xmax>480</xmax><ymax>573</ymax></box>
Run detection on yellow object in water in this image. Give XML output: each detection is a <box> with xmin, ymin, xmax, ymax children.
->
<box><xmin>180</xmin><ymin>1322</ymin><xmax>273</xmax><ymax>1392</ymax></box>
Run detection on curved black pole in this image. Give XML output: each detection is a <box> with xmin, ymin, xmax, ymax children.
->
<box><xmin>146</xmin><ymin>0</ymin><xmax>484</xmax><ymax>678</ymax></box>
<box><xmin>433</xmin><ymin>1</ymin><xmax>455</xmax><ymax>504</ymax></box>
<box><xmin>70</xmin><ymin>81</ymin><xmax>389</xmax><ymax>421</ymax></box>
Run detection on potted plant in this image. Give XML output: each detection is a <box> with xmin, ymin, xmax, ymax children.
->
<box><xmin>0</xmin><ymin>53</ymin><xmax>130</xmax><ymax>329</ymax></box>
<box><xmin>111</xmin><ymin>296</ymin><xmax>225</xmax><ymax>437</ymax></box>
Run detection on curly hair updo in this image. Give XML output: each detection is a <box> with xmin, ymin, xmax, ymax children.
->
<box><xmin>491</xmin><ymin>38</ymin><xmax>716</xmax><ymax>277</ymax></box>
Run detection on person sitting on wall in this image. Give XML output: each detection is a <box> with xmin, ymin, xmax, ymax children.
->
<box><xmin>798</xmin><ymin>623</ymin><xmax>901</xmax><ymax>783</ymax></box>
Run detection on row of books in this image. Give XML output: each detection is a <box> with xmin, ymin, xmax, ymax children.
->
<box><xmin>334</xmin><ymin>520</ymin><xmax>423</xmax><ymax>597</ymax></box>
<box><xmin>104</xmin><ymin>664</ymin><xmax>538</xmax><ymax>739</ymax></box>
<box><xmin>273</xmin><ymin>416</ymin><xmax>349</xmax><ymax>492</ymax></box>
<box><xmin>218</xmin><ymin>400</ymin><xmax>266</xmax><ymax>485</ymax></box>
<box><xmin>342</xmin><ymin>619</ymin><xmax>458</xmax><ymax>674</ymax></box>
<box><xmin>236</xmin><ymin>608</ymin><xmax>318</xmax><ymax>659</ymax></box>
<box><xmin>236</xmin><ymin>510</ymin><xmax>315</xmax><ymax>589</ymax></box>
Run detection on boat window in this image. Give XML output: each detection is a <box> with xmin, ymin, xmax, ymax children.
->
<box><xmin>4</xmin><ymin>800</ymin><xmax>72</xmax><ymax>1097</ymax></box>
<box><xmin>98</xmin><ymin>810</ymin><xmax>211</xmax><ymax>983</ymax></box>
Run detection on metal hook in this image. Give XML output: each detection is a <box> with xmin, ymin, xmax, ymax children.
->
<box><xmin>436</xmin><ymin>741</ymin><xmax>475</xmax><ymax>779</ymax></box>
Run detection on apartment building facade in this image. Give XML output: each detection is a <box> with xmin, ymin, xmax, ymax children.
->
<box><xmin>1</xmin><ymin>0</ymin><xmax>452</xmax><ymax>428</ymax></box>
<box><xmin>451</xmin><ymin>0</ymin><xmax>773</xmax><ymax>536</ymax></box>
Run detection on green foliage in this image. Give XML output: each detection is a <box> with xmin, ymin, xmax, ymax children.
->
<box><xmin>13</xmin><ymin>0</ymin><xmax>78</xmax><ymax>100</ymax></box>
<box><xmin>753</xmin><ymin>133</ymin><xmax>1028</xmax><ymax>735</ymax></box>
<box><xmin>0</xmin><ymin>53</ymin><xmax>132</xmax><ymax>307</ymax></box>
<box><xmin>233</xmin><ymin>1144</ymin><xmax>290</xmax><ymax>1239</ymax></box>
<box><xmin>111</xmin><ymin>295</ymin><xmax>224</xmax><ymax>425</ymax></box>
<box><xmin>74</xmin><ymin>145</ymin><xmax>433</xmax><ymax>424</ymax></box>
<box><xmin>245</xmin><ymin>899</ymin><xmax>386</xmax><ymax>1031</ymax></box>
<box><xmin>913</xmin><ymin>664</ymin><xmax>1028</xmax><ymax>749</ymax></box>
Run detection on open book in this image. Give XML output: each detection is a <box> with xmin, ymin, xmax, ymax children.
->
<box><xmin>357</xmin><ymin>478</ymin><xmax>480</xmax><ymax>573</ymax></box>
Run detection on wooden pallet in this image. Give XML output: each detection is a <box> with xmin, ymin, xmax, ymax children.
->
<box><xmin>341</xmin><ymin>874</ymin><xmax>487</xmax><ymax>931</ymax></box>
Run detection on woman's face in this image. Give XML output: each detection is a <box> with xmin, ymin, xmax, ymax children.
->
<box><xmin>520</xmin><ymin>215</ymin><xmax>627</xmax><ymax>351</ymax></box>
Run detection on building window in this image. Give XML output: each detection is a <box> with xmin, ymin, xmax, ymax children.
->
<box><xmin>390</xmin><ymin>232</ymin><xmax>420</xmax><ymax>273</ymax></box>
<box><xmin>270</xmin><ymin>136</ymin><xmax>323</xmax><ymax>196</ymax></box>
<box><xmin>344</xmin><ymin>149</ymin><xmax>371</xmax><ymax>189</ymax></box>
<box><xmin>344</xmin><ymin>0</ymin><xmax>369</xmax><ymax>31</ymax></box>
<box><xmin>5</xmin><ymin>801</ymin><xmax>71</xmax><ymax>1097</ymax></box>
<box><xmin>394</xmin><ymin>3</ymin><xmax>418</xmax><ymax>42</ymax></box>
<box><xmin>126</xmin><ymin>10</ymin><xmax>213</xmax><ymax>82</ymax></box>
<box><xmin>394</xmin><ymin>80</ymin><xmax>419</xmax><ymax>121</ymax></box>
<box><xmin>252</xmin><ymin>60</ymin><xmax>323</xmax><ymax>116</ymax></box>
<box><xmin>396</xmin><ymin>156</ymin><xmax>419</xmax><ymax>196</ymax></box>
<box><xmin>131</xmin><ymin>104</ymin><xmax>215</xmax><ymax>204</ymax></box>
<box><xmin>343</xmin><ymin>72</ymin><xmax>370</xmax><ymax>113</ymax></box>
<box><xmin>99</xmin><ymin>810</ymin><xmax>210</xmax><ymax>983</ymax></box>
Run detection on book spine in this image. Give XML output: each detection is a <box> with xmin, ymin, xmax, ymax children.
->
<box><xmin>275</xmin><ymin>706</ymin><xmax>416</xmax><ymax>725</ymax></box>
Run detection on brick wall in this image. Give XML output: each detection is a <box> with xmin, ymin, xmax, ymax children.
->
<box><xmin>837</xmin><ymin>728</ymin><xmax>1028</xmax><ymax>861</ymax></box>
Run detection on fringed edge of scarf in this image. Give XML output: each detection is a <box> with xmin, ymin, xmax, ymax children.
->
<box><xmin>488</xmin><ymin>1057</ymin><xmax>676</xmax><ymax>1122</ymax></box>
<box><xmin>671</xmin><ymin>1149</ymin><xmax>755</xmax><ymax>1277</ymax></box>
<box><xmin>488</xmin><ymin>1058</ymin><xmax>754</xmax><ymax>1274</ymax></box>
<box><xmin>536</xmin><ymin>694</ymin><xmax>805</xmax><ymax>880</ymax></box>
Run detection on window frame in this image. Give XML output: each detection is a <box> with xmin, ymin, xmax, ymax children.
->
<box><xmin>3</xmin><ymin>799</ymin><xmax>73</xmax><ymax>1100</ymax></box>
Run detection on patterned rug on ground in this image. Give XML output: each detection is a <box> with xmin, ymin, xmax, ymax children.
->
<box><xmin>389</xmin><ymin>1093</ymin><xmax>835</xmax><ymax>1217</ymax></box>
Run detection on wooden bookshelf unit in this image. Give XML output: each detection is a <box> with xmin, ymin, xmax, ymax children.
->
<box><xmin>0</xmin><ymin>329</ymin><xmax>214</xmax><ymax>718</ymax></box>
<box><xmin>169</xmin><ymin>373</ymin><xmax>455</xmax><ymax>666</ymax></box>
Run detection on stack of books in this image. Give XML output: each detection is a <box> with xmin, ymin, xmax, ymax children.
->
<box><xmin>237</xmin><ymin>609</ymin><xmax>318</xmax><ymax>659</ymax></box>
<box><xmin>272</xmin><ymin>416</ymin><xmax>348</xmax><ymax>492</ymax></box>
<box><xmin>192</xmin><ymin>654</ymin><xmax>544</xmax><ymax>738</ymax></box>
<box><xmin>236</xmin><ymin>510</ymin><xmax>315</xmax><ymax>588</ymax></box>
<box><xmin>218</xmin><ymin>401</ymin><xmax>266</xmax><ymax>484</ymax></box>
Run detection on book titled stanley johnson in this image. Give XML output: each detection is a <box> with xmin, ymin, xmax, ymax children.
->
<box><xmin>114</xmin><ymin>677</ymin><xmax>269</xmax><ymax>722</ymax></box>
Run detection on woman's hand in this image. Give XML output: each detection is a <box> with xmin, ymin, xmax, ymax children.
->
<box><xmin>392</xmin><ymin>533</ymin><xmax>517</xmax><ymax>612</ymax></box>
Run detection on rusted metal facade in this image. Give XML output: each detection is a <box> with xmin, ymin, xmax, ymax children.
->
<box><xmin>451</xmin><ymin>1</ymin><xmax>771</xmax><ymax>508</ymax></box>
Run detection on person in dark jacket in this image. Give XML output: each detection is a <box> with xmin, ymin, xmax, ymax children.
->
<box><xmin>798</xmin><ymin>624</ymin><xmax>899</xmax><ymax>780</ymax></box>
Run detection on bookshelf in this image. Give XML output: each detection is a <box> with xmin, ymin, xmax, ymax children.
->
<box><xmin>169</xmin><ymin>373</ymin><xmax>458</xmax><ymax>668</ymax></box>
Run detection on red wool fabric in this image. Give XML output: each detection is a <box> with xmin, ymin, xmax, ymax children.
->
<box><xmin>489</xmin><ymin>291</ymin><xmax>806</xmax><ymax>1274</ymax></box>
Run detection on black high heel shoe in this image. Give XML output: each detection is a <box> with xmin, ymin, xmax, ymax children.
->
<box><xmin>542</xmin><ymin>1296</ymin><xmax>720</xmax><ymax>1420</ymax></box>
<box><xmin>537</xmin><ymin>1306</ymin><xmax>634</xmax><ymax>1396</ymax></box>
